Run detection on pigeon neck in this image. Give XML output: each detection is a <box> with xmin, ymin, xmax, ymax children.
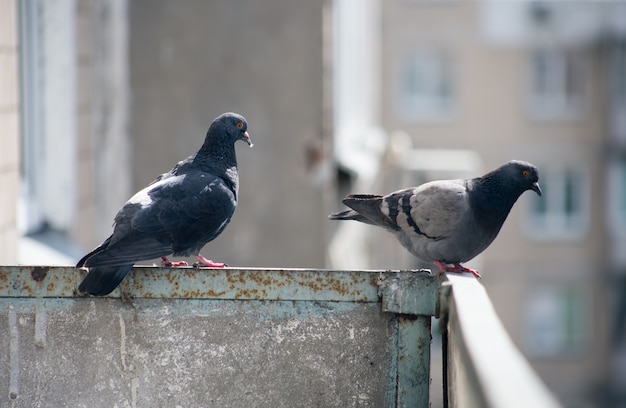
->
<box><xmin>469</xmin><ymin>175</ymin><xmax>523</xmax><ymax>225</ymax></box>
<box><xmin>194</xmin><ymin>139</ymin><xmax>239</xmax><ymax>190</ymax></box>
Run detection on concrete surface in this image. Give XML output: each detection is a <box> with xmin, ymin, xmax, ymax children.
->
<box><xmin>1</xmin><ymin>298</ymin><xmax>396</xmax><ymax>407</ymax></box>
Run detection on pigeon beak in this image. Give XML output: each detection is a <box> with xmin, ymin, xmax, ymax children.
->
<box><xmin>531</xmin><ymin>182</ymin><xmax>542</xmax><ymax>197</ymax></box>
<box><xmin>242</xmin><ymin>131</ymin><xmax>253</xmax><ymax>147</ymax></box>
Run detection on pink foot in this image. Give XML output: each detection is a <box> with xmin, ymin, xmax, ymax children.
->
<box><xmin>194</xmin><ymin>255</ymin><xmax>226</xmax><ymax>268</ymax></box>
<box><xmin>161</xmin><ymin>257</ymin><xmax>189</xmax><ymax>267</ymax></box>
<box><xmin>433</xmin><ymin>261</ymin><xmax>481</xmax><ymax>279</ymax></box>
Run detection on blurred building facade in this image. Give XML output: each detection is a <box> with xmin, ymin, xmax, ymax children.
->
<box><xmin>373</xmin><ymin>0</ymin><xmax>625</xmax><ymax>406</ymax></box>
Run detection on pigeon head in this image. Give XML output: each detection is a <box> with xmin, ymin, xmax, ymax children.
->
<box><xmin>209</xmin><ymin>112</ymin><xmax>253</xmax><ymax>147</ymax></box>
<box><xmin>469</xmin><ymin>160</ymin><xmax>542</xmax><ymax>222</ymax></box>
<box><xmin>500</xmin><ymin>160</ymin><xmax>542</xmax><ymax>197</ymax></box>
<box><xmin>193</xmin><ymin>112</ymin><xmax>253</xmax><ymax>174</ymax></box>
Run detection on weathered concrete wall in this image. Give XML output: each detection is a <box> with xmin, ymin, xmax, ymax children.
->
<box><xmin>1</xmin><ymin>298</ymin><xmax>396</xmax><ymax>407</ymax></box>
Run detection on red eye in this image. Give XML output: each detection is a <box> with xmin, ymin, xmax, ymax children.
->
<box><xmin>236</xmin><ymin>122</ymin><xmax>244</xmax><ymax>129</ymax></box>
<box><xmin>522</xmin><ymin>170</ymin><xmax>529</xmax><ymax>177</ymax></box>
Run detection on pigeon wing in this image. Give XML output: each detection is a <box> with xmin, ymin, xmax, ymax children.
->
<box><xmin>81</xmin><ymin>170</ymin><xmax>236</xmax><ymax>266</ymax></box>
<box><xmin>131</xmin><ymin>170</ymin><xmax>237</xmax><ymax>253</ymax></box>
<box><xmin>337</xmin><ymin>180</ymin><xmax>468</xmax><ymax>241</ymax></box>
<box><xmin>401</xmin><ymin>180</ymin><xmax>469</xmax><ymax>240</ymax></box>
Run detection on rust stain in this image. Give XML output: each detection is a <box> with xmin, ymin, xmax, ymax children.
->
<box><xmin>234</xmin><ymin>289</ymin><xmax>248</xmax><ymax>299</ymax></box>
<box><xmin>31</xmin><ymin>266</ymin><xmax>49</xmax><ymax>282</ymax></box>
<box><xmin>182</xmin><ymin>289</ymin><xmax>202</xmax><ymax>298</ymax></box>
<box><xmin>248</xmin><ymin>272</ymin><xmax>281</xmax><ymax>287</ymax></box>
<box><xmin>225</xmin><ymin>271</ymin><xmax>247</xmax><ymax>286</ymax></box>
<box><xmin>234</xmin><ymin>288</ymin><xmax>267</xmax><ymax>300</ymax></box>
<box><xmin>47</xmin><ymin>282</ymin><xmax>56</xmax><ymax>292</ymax></box>
<box><xmin>301</xmin><ymin>276</ymin><xmax>354</xmax><ymax>296</ymax></box>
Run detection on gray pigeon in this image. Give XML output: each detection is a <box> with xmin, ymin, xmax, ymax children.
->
<box><xmin>77</xmin><ymin>112</ymin><xmax>252</xmax><ymax>296</ymax></box>
<box><xmin>329</xmin><ymin>160</ymin><xmax>541</xmax><ymax>278</ymax></box>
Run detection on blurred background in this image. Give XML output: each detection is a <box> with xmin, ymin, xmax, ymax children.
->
<box><xmin>1</xmin><ymin>0</ymin><xmax>625</xmax><ymax>406</ymax></box>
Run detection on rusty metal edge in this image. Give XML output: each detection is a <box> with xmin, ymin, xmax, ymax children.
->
<box><xmin>0</xmin><ymin>265</ymin><xmax>407</xmax><ymax>302</ymax></box>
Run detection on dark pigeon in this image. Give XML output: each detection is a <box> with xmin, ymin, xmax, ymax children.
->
<box><xmin>329</xmin><ymin>160</ymin><xmax>541</xmax><ymax>278</ymax></box>
<box><xmin>77</xmin><ymin>112</ymin><xmax>253</xmax><ymax>296</ymax></box>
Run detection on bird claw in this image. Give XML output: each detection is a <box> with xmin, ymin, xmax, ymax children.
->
<box><xmin>433</xmin><ymin>261</ymin><xmax>481</xmax><ymax>279</ymax></box>
<box><xmin>192</xmin><ymin>262</ymin><xmax>228</xmax><ymax>268</ymax></box>
<box><xmin>194</xmin><ymin>255</ymin><xmax>227</xmax><ymax>268</ymax></box>
<box><xmin>160</xmin><ymin>257</ymin><xmax>188</xmax><ymax>267</ymax></box>
<box><xmin>161</xmin><ymin>256</ymin><xmax>226</xmax><ymax>268</ymax></box>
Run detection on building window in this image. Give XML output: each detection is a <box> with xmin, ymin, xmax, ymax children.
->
<box><xmin>524</xmin><ymin>285</ymin><xmax>588</xmax><ymax>357</ymax></box>
<box><xmin>609</xmin><ymin>42</ymin><xmax>626</xmax><ymax>145</ymax></box>
<box><xmin>527</xmin><ymin>48</ymin><xmax>586</xmax><ymax>120</ymax></box>
<box><xmin>608</xmin><ymin>159</ymin><xmax>626</xmax><ymax>237</ymax></box>
<box><xmin>396</xmin><ymin>50</ymin><xmax>456</xmax><ymax>121</ymax></box>
<box><xmin>611</xmin><ymin>42</ymin><xmax>626</xmax><ymax>107</ymax></box>
<box><xmin>18</xmin><ymin>0</ymin><xmax>45</xmax><ymax>233</ymax></box>
<box><xmin>18</xmin><ymin>0</ymin><xmax>83</xmax><ymax>264</ymax></box>
<box><xmin>524</xmin><ymin>166</ymin><xmax>590</xmax><ymax>241</ymax></box>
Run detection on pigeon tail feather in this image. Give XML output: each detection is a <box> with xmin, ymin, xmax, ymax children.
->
<box><xmin>328</xmin><ymin>209</ymin><xmax>376</xmax><ymax>225</ymax></box>
<box><xmin>78</xmin><ymin>264</ymin><xmax>134</xmax><ymax>296</ymax></box>
<box><xmin>341</xmin><ymin>195</ymin><xmax>401</xmax><ymax>232</ymax></box>
<box><xmin>344</xmin><ymin>194</ymin><xmax>383</xmax><ymax>201</ymax></box>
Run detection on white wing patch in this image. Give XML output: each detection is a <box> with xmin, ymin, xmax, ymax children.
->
<box><xmin>381</xmin><ymin>197</ymin><xmax>391</xmax><ymax>217</ymax></box>
<box><xmin>128</xmin><ymin>187</ymin><xmax>153</xmax><ymax>208</ymax></box>
<box><xmin>128</xmin><ymin>175</ymin><xmax>187</xmax><ymax>208</ymax></box>
<box><xmin>395</xmin><ymin>192</ymin><xmax>423</xmax><ymax>240</ymax></box>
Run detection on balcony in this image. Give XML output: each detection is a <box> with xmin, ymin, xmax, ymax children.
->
<box><xmin>0</xmin><ymin>266</ymin><xmax>560</xmax><ymax>407</ymax></box>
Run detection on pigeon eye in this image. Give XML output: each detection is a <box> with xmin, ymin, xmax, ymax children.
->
<box><xmin>236</xmin><ymin>122</ymin><xmax>244</xmax><ymax>129</ymax></box>
<box><xmin>522</xmin><ymin>170</ymin><xmax>529</xmax><ymax>177</ymax></box>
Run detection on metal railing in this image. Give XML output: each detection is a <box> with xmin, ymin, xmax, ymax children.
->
<box><xmin>438</xmin><ymin>274</ymin><xmax>561</xmax><ymax>408</ymax></box>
